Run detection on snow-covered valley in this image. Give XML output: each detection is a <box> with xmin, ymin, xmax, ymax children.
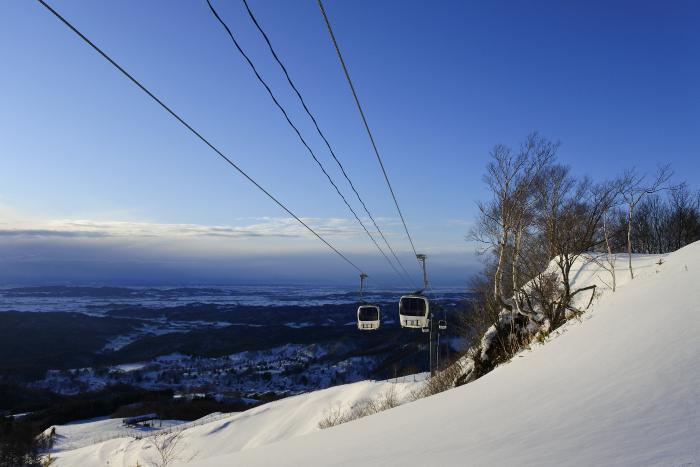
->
<box><xmin>35</xmin><ymin>344</ymin><xmax>377</xmax><ymax>397</ymax></box>
<box><xmin>2</xmin><ymin>295</ymin><xmax>465</xmax><ymax>400</ymax></box>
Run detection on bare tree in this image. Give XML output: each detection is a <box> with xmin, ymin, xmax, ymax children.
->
<box><xmin>531</xmin><ymin>170</ymin><xmax>616</xmax><ymax>327</ymax></box>
<box><xmin>668</xmin><ymin>183</ymin><xmax>700</xmax><ymax>250</ymax></box>
<box><xmin>470</xmin><ymin>133</ymin><xmax>557</xmax><ymax>311</ymax></box>
<box><xmin>600</xmin><ymin>211</ymin><xmax>618</xmax><ymax>291</ymax></box>
<box><xmin>618</xmin><ymin>165</ymin><xmax>674</xmax><ymax>278</ymax></box>
<box><xmin>461</xmin><ymin>135</ymin><xmax>697</xmax><ymax>394</ymax></box>
<box><xmin>583</xmin><ymin>211</ymin><xmax>621</xmax><ymax>292</ymax></box>
<box><xmin>625</xmin><ymin>183</ymin><xmax>700</xmax><ymax>254</ymax></box>
<box><xmin>509</xmin><ymin>136</ymin><xmax>557</xmax><ymax>313</ymax></box>
<box><xmin>462</xmin><ymin>267</ymin><xmax>501</xmax><ymax>339</ymax></box>
<box><xmin>583</xmin><ymin>181</ymin><xmax>624</xmax><ymax>292</ymax></box>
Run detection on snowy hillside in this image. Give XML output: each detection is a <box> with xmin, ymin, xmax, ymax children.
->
<box><xmin>51</xmin><ymin>377</ymin><xmax>424</xmax><ymax>466</ymax></box>
<box><xmin>45</xmin><ymin>417</ymin><xmax>186</xmax><ymax>452</ymax></box>
<box><xmin>53</xmin><ymin>243</ymin><xmax>699</xmax><ymax>466</ymax></box>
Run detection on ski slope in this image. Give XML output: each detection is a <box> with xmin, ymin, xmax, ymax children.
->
<box><xmin>51</xmin><ymin>377</ymin><xmax>424</xmax><ymax>466</ymax></box>
<box><xmin>54</xmin><ymin>243</ymin><xmax>700</xmax><ymax>466</ymax></box>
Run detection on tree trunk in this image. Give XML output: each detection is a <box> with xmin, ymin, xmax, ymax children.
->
<box><xmin>627</xmin><ymin>205</ymin><xmax>635</xmax><ymax>279</ymax></box>
<box><xmin>603</xmin><ymin>215</ymin><xmax>616</xmax><ymax>292</ymax></box>
<box><xmin>512</xmin><ymin>225</ymin><xmax>523</xmax><ymax>313</ymax></box>
<box><xmin>494</xmin><ymin>229</ymin><xmax>509</xmax><ymax>305</ymax></box>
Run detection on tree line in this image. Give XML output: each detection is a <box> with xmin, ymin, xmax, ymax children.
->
<box><xmin>459</xmin><ymin>133</ymin><xmax>698</xmax><ymax>377</ymax></box>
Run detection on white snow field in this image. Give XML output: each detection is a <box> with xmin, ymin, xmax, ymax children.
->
<box><xmin>54</xmin><ymin>243</ymin><xmax>699</xmax><ymax>466</ymax></box>
<box><xmin>51</xmin><ymin>377</ymin><xmax>424</xmax><ymax>466</ymax></box>
<box><xmin>45</xmin><ymin>417</ymin><xmax>186</xmax><ymax>452</ymax></box>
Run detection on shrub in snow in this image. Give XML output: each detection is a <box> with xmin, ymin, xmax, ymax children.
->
<box><xmin>317</xmin><ymin>404</ymin><xmax>346</xmax><ymax>430</ymax></box>
<box><xmin>146</xmin><ymin>431</ymin><xmax>187</xmax><ymax>467</ymax></box>
<box><xmin>419</xmin><ymin>358</ymin><xmax>473</xmax><ymax>397</ymax></box>
<box><xmin>318</xmin><ymin>385</ymin><xmax>404</xmax><ymax>429</ymax></box>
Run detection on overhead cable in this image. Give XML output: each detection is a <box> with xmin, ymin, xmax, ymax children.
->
<box><xmin>36</xmin><ymin>0</ymin><xmax>365</xmax><ymax>275</ymax></box>
<box><xmin>206</xmin><ymin>0</ymin><xmax>409</xmax><ymax>286</ymax></box>
<box><xmin>241</xmin><ymin>0</ymin><xmax>417</xmax><ymax>287</ymax></box>
<box><xmin>317</xmin><ymin>0</ymin><xmax>421</xmax><ymax>267</ymax></box>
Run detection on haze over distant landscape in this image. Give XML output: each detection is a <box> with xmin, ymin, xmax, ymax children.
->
<box><xmin>0</xmin><ymin>209</ymin><xmax>477</xmax><ymax>286</ymax></box>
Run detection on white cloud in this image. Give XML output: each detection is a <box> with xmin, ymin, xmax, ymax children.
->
<box><xmin>0</xmin><ymin>207</ymin><xmax>479</xmax><ymax>285</ymax></box>
<box><xmin>0</xmin><ymin>217</ymin><xmax>372</xmax><ymax>241</ymax></box>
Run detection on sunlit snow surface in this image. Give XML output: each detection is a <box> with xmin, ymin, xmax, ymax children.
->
<box><xmin>47</xmin><ymin>417</ymin><xmax>187</xmax><ymax>452</ymax></box>
<box><xmin>50</xmin><ymin>377</ymin><xmax>426</xmax><ymax>465</ymax></box>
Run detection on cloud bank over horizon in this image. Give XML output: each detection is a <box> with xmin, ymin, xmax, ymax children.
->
<box><xmin>0</xmin><ymin>213</ymin><xmax>478</xmax><ymax>287</ymax></box>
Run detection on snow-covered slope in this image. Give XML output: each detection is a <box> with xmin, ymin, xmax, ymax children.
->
<box><xmin>52</xmin><ymin>377</ymin><xmax>423</xmax><ymax>466</ymax></box>
<box><xmin>46</xmin><ymin>417</ymin><xmax>185</xmax><ymax>452</ymax></box>
<box><xmin>53</xmin><ymin>244</ymin><xmax>700</xmax><ymax>466</ymax></box>
<box><xmin>188</xmin><ymin>244</ymin><xmax>699</xmax><ymax>466</ymax></box>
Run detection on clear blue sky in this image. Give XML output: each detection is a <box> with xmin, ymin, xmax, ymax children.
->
<box><xmin>0</xmin><ymin>0</ymin><xmax>698</xmax><ymax>286</ymax></box>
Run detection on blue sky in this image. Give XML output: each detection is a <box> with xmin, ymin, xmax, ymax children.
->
<box><xmin>0</xmin><ymin>0</ymin><xmax>698</xmax><ymax>287</ymax></box>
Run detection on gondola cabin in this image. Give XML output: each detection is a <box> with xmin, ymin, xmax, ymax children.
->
<box><xmin>357</xmin><ymin>305</ymin><xmax>380</xmax><ymax>330</ymax></box>
<box><xmin>399</xmin><ymin>295</ymin><xmax>429</xmax><ymax>328</ymax></box>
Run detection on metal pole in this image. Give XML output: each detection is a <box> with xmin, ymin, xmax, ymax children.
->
<box><xmin>416</xmin><ymin>254</ymin><xmax>428</xmax><ymax>290</ymax></box>
<box><xmin>429</xmin><ymin>312</ymin><xmax>435</xmax><ymax>377</ymax></box>
<box><xmin>444</xmin><ymin>310</ymin><xmax>450</xmax><ymax>366</ymax></box>
<box><xmin>416</xmin><ymin>253</ymin><xmax>433</xmax><ymax>376</ymax></box>
<box><xmin>437</xmin><ymin>328</ymin><xmax>440</xmax><ymax>372</ymax></box>
<box><xmin>359</xmin><ymin>273</ymin><xmax>367</xmax><ymax>302</ymax></box>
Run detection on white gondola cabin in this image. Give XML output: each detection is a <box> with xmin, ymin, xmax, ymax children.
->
<box><xmin>357</xmin><ymin>304</ymin><xmax>380</xmax><ymax>330</ymax></box>
<box><xmin>399</xmin><ymin>294</ymin><xmax>429</xmax><ymax>328</ymax></box>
